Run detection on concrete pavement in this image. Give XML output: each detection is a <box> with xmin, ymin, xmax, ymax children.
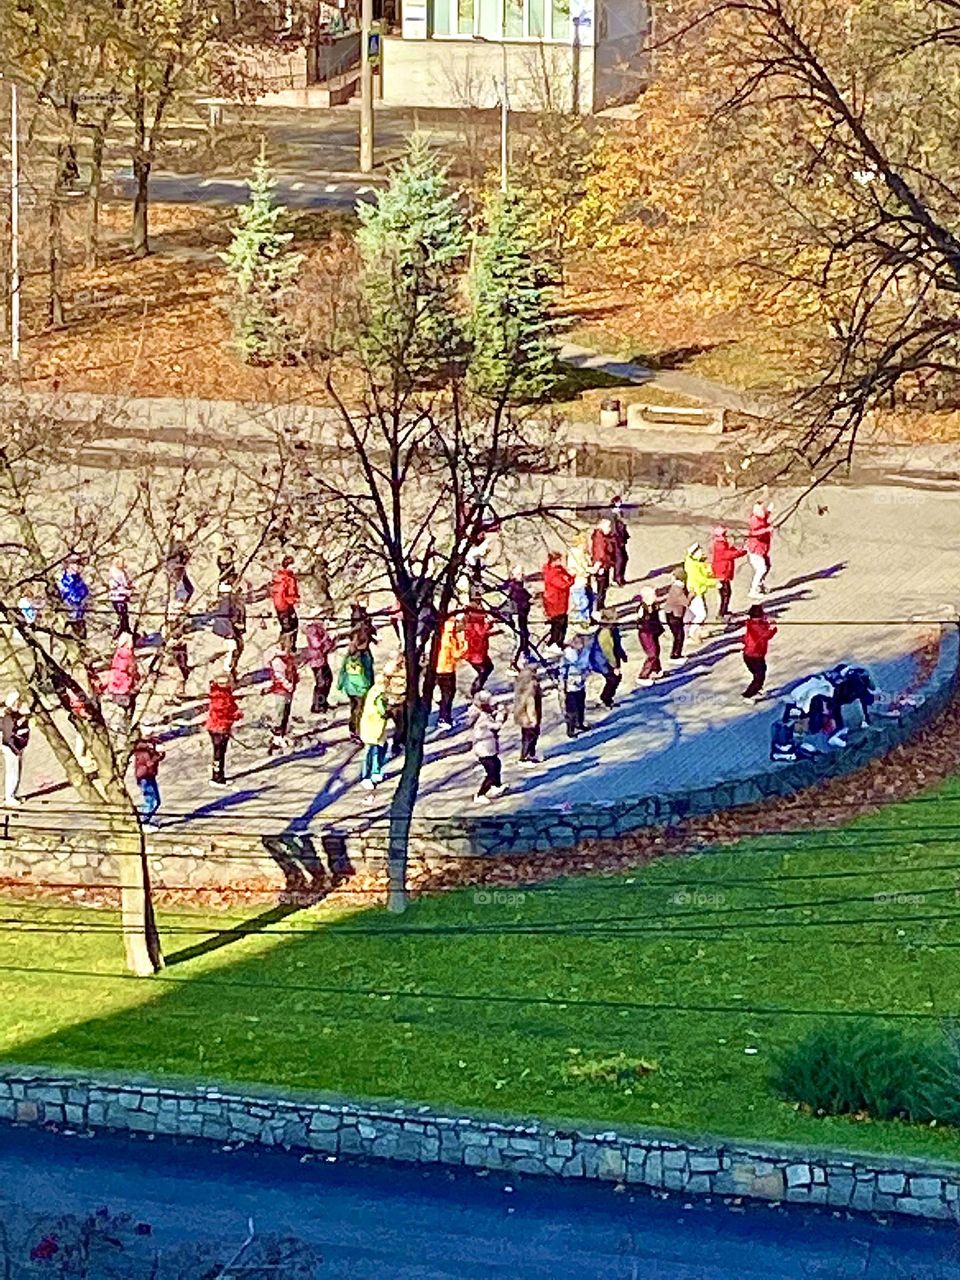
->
<box><xmin>0</xmin><ymin>1124</ymin><xmax>956</xmax><ymax>1279</ymax></box>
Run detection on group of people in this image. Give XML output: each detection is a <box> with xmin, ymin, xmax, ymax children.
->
<box><xmin>3</xmin><ymin>498</ymin><xmax>785</xmax><ymax>817</ymax></box>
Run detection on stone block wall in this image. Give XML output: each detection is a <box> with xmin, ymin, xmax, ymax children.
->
<box><xmin>0</xmin><ymin>1068</ymin><xmax>957</xmax><ymax>1223</ymax></box>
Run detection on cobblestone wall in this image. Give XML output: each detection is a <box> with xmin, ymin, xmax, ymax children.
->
<box><xmin>2</xmin><ymin>627</ymin><xmax>957</xmax><ymax>891</ymax></box>
<box><xmin>0</xmin><ymin>1069</ymin><xmax>957</xmax><ymax>1222</ymax></box>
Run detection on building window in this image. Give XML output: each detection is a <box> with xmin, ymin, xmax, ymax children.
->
<box><xmin>505</xmin><ymin>0</ymin><xmax>524</xmax><ymax>35</ymax></box>
<box><xmin>527</xmin><ymin>0</ymin><xmax>545</xmax><ymax>35</ymax></box>
<box><xmin>457</xmin><ymin>0</ymin><xmax>475</xmax><ymax>31</ymax></box>
<box><xmin>551</xmin><ymin>0</ymin><xmax>570</xmax><ymax>38</ymax></box>
<box><xmin>428</xmin><ymin>0</ymin><xmax>580</xmax><ymax>38</ymax></box>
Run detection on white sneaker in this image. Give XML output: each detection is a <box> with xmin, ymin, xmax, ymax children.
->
<box><xmin>472</xmin><ymin>794</ymin><xmax>491</xmax><ymax>806</ymax></box>
<box><xmin>3</xmin><ymin>797</ymin><xmax>21</xmax><ymax>808</ymax></box>
<box><xmin>142</xmin><ymin>822</ymin><xmax>160</xmax><ymax>833</ymax></box>
<box><xmin>488</xmin><ymin>784</ymin><xmax>507</xmax><ymax>799</ymax></box>
<box><xmin>361</xmin><ymin>777</ymin><xmax>375</xmax><ymax>791</ymax></box>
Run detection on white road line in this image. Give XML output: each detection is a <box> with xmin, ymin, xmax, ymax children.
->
<box><xmin>324</xmin><ymin>183</ymin><xmax>339</xmax><ymax>192</ymax></box>
<box><xmin>291</xmin><ymin>182</ymin><xmax>304</xmax><ymax>191</ymax></box>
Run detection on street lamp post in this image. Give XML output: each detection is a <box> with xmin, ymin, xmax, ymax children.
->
<box><xmin>473</xmin><ymin>36</ymin><xmax>509</xmax><ymax>193</ymax></box>
<box><xmin>8</xmin><ymin>79</ymin><xmax>19</xmax><ymax>369</ymax></box>
<box><xmin>359</xmin><ymin>0</ymin><xmax>375</xmax><ymax>173</ymax></box>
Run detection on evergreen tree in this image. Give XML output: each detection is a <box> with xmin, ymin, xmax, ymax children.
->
<box><xmin>355</xmin><ymin>136</ymin><xmax>468</xmax><ymax>385</ymax></box>
<box><xmin>220</xmin><ymin>144</ymin><xmax>304</xmax><ymax>364</ymax></box>
<box><xmin>468</xmin><ymin>189</ymin><xmax>559</xmax><ymax>402</ymax></box>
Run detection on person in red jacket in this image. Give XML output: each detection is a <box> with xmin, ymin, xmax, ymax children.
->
<box><xmin>710</xmin><ymin>525</ymin><xmax>747</xmax><ymax>620</ymax></box>
<box><xmin>742</xmin><ymin>604</ymin><xmax>778</xmax><ymax>699</ymax></box>
<box><xmin>464</xmin><ymin>595</ymin><xmax>494</xmax><ymax>696</ymax></box>
<box><xmin>542</xmin><ymin>550</ymin><xmax>574</xmax><ymax>650</ymax></box>
<box><xmin>271</xmin><ymin>555</ymin><xmax>300</xmax><ymax>647</ymax></box>
<box><xmin>590</xmin><ymin>518</ymin><xmax>617</xmax><ymax>609</ymax></box>
<box><xmin>206</xmin><ymin>675</ymin><xmax>242</xmax><ymax>786</ymax></box>
<box><xmin>746</xmin><ymin>502</ymin><xmax>774</xmax><ymax>598</ymax></box>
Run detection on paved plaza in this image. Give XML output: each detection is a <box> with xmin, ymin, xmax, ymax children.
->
<box><xmin>10</xmin><ymin>472</ymin><xmax>958</xmax><ymax>839</ymax></box>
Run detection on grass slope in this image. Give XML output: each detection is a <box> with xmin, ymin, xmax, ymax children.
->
<box><xmin>3</xmin><ymin>782</ymin><xmax>960</xmax><ymax>1163</ymax></box>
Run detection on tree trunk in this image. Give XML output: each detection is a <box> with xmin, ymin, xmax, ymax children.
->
<box><xmin>386</xmin><ymin>696</ymin><xmax>428</xmax><ymax>913</ymax></box>
<box><xmin>48</xmin><ymin>199</ymin><xmax>64</xmax><ymax>329</ymax></box>
<box><xmin>85</xmin><ymin>119</ymin><xmax>112</xmax><ymax>269</ymax></box>
<box><xmin>110</xmin><ymin>811</ymin><xmax>164</xmax><ymax>976</ymax></box>
<box><xmin>132</xmin><ymin>157</ymin><xmax>150</xmax><ymax>259</ymax></box>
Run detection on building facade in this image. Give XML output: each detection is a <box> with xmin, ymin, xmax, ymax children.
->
<box><xmin>380</xmin><ymin>0</ymin><xmax>651</xmax><ymax>113</ymax></box>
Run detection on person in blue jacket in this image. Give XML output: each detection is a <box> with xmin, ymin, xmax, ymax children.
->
<box><xmin>58</xmin><ymin>558</ymin><xmax>90</xmax><ymax>641</ymax></box>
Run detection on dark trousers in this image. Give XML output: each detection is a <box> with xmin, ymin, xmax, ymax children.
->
<box><xmin>476</xmin><ymin>755</ymin><xmax>502</xmax><ymax>796</ymax></box>
<box><xmin>547</xmin><ymin>614</ymin><xmax>567</xmax><ymax>648</ymax></box>
<box><xmin>311</xmin><ymin>662</ymin><xmax>332</xmax><ymax>713</ymax></box>
<box><xmin>600</xmin><ymin>670</ymin><xmax>621</xmax><ymax>707</ymax></box>
<box><xmin>718</xmin><ymin>580</ymin><xmax>733</xmax><ymax>618</ymax></box>
<box><xmin>613</xmin><ymin>548</ymin><xmax>628</xmax><ymax>588</ymax></box>
<box><xmin>209</xmin><ymin>731</ymin><xmax>229</xmax><ymax>783</ymax></box>
<box><xmin>276</xmin><ymin>606</ymin><xmax>298</xmax><ymax>644</ymax></box>
<box><xmin>742</xmin><ymin>655</ymin><xmax>767</xmax><ymax>698</ymax></box>
<box><xmin>66</xmin><ymin>617</ymin><xmax>87</xmax><ymax>642</ymax></box>
<box><xmin>520</xmin><ymin>725</ymin><xmax>540</xmax><ymax>761</ymax></box>
<box><xmin>666</xmin><ymin>614</ymin><xmax>685</xmax><ymax>660</ymax></box>
<box><xmin>469</xmin><ymin>657</ymin><xmax>494</xmax><ymax>696</ymax></box>
<box><xmin>112</xmin><ymin>600</ymin><xmax>131</xmax><ymax>636</ymax></box>
<box><xmin>639</xmin><ymin>635</ymin><xmax>661</xmax><ymax>679</ymax></box>
<box><xmin>389</xmin><ymin>702</ymin><xmax>407</xmax><ymax>752</ymax></box>
<box><xmin>436</xmin><ymin>672</ymin><xmax>456</xmax><ymax>725</ymax></box>
<box><xmin>595</xmin><ymin>569</ymin><xmax>610</xmax><ymax>609</ymax></box>
<box><xmin>171</xmin><ymin>640</ymin><xmax>189</xmax><ymax>682</ymax></box>
<box><xmin>564</xmin><ymin>689</ymin><xmax>586</xmax><ymax>737</ymax></box>
<box><xmin>348</xmin><ymin>694</ymin><xmax>365</xmax><ymax>737</ymax></box>
<box><xmin>512</xmin><ymin>609</ymin><xmax>531</xmax><ymax>665</ymax></box>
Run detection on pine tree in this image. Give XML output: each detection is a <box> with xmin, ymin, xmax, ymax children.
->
<box><xmin>220</xmin><ymin>144</ymin><xmax>304</xmax><ymax>364</ymax></box>
<box><xmin>355</xmin><ymin>135</ymin><xmax>468</xmax><ymax>385</ymax></box>
<box><xmin>468</xmin><ymin>189</ymin><xmax>559</xmax><ymax>403</ymax></box>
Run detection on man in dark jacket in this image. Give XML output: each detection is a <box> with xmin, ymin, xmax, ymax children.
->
<box><xmin>610</xmin><ymin>498</ymin><xmax>630</xmax><ymax>587</ymax></box>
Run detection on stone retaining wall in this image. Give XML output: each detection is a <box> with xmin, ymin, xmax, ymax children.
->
<box><xmin>1</xmin><ymin>1068</ymin><xmax>957</xmax><ymax>1222</ymax></box>
<box><xmin>2</xmin><ymin>627</ymin><xmax>957</xmax><ymax>893</ymax></box>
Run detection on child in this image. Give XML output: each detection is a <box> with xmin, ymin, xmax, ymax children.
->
<box><xmin>470</xmin><ymin>691</ymin><xmax>506</xmax><ymax>805</ymax></box>
<box><xmin>636</xmin><ymin>587</ymin><xmax>664</xmax><ymax>685</ymax></box>
<box><xmin>266</xmin><ymin>641</ymin><xmax>299</xmax><ymax>754</ymax></box>
<box><xmin>513</xmin><ymin>655</ymin><xmax>542</xmax><ymax>767</ymax></box>
<box><xmin>662</xmin><ymin>575</ymin><xmax>690</xmax><ymax>666</ymax></box>
<box><xmin>304</xmin><ymin>615</ymin><xmax>336</xmax><ymax>715</ymax></box>
<box><xmin>742</xmin><ymin>604</ymin><xmax>778</xmax><ymax>699</ymax></box>
<box><xmin>132</xmin><ymin>733</ymin><xmax>164</xmax><ymax>832</ymax></box>
<box><xmin>206</xmin><ymin>675</ymin><xmax>242</xmax><ymax>787</ymax></box>
<box><xmin>359</xmin><ymin>678</ymin><xmax>390</xmax><ymax>789</ymax></box>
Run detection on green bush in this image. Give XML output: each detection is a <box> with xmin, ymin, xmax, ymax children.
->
<box><xmin>772</xmin><ymin>1020</ymin><xmax>960</xmax><ymax>1127</ymax></box>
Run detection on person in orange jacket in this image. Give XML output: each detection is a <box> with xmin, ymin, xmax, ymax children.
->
<box><xmin>271</xmin><ymin>555</ymin><xmax>300</xmax><ymax>647</ymax></box>
<box><xmin>434</xmin><ymin>615</ymin><xmax>467</xmax><ymax>729</ymax></box>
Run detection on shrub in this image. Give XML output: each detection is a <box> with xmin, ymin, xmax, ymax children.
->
<box><xmin>772</xmin><ymin>1019</ymin><xmax>960</xmax><ymax>1126</ymax></box>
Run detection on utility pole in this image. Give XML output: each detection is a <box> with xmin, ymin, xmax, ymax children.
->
<box><xmin>359</xmin><ymin>0</ymin><xmax>374</xmax><ymax>174</ymax></box>
<box><xmin>499</xmin><ymin>53</ymin><xmax>509</xmax><ymax>194</ymax></box>
<box><xmin>9</xmin><ymin>79</ymin><xmax>20</xmax><ymax>369</ymax></box>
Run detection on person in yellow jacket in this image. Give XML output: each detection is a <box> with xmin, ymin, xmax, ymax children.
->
<box><xmin>434</xmin><ymin>615</ymin><xmax>467</xmax><ymax>729</ymax></box>
<box><xmin>359</xmin><ymin>679</ymin><xmax>390</xmax><ymax>789</ymax></box>
<box><xmin>683</xmin><ymin>543</ymin><xmax>718</xmax><ymax>646</ymax></box>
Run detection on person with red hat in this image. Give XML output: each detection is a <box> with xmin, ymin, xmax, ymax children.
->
<box><xmin>710</xmin><ymin>525</ymin><xmax>747</xmax><ymax>620</ymax></box>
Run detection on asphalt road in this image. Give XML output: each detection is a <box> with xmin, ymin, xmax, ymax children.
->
<box><xmin>1</xmin><ymin>1125</ymin><xmax>957</xmax><ymax>1279</ymax></box>
<box><xmin>104</xmin><ymin>170</ymin><xmax>382</xmax><ymax>210</ymax></box>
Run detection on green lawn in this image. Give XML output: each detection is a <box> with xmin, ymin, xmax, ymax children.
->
<box><xmin>4</xmin><ymin>780</ymin><xmax>960</xmax><ymax>1163</ymax></box>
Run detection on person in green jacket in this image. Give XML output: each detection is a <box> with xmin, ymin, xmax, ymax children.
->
<box><xmin>338</xmin><ymin>636</ymin><xmax>374</xmax><ymax>740</ymax></box>
<box><xmin>683</xmin><ymin>543</ymin><xmax>718</xmax><ymax>646</ymax></box>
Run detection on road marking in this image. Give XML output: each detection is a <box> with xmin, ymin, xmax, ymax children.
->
<box><xmin>324</xmin><ymin>183</ymin><xmax>339</xmax><ymax>192</ymax></box>
<box><xmin>357</xmin><ymin>186</ymin><xmax>371</xmax><ymax>195</ymax></box>
<box><xmin>291</xmin><ymin>182</ymin><xmax>304</xmax><ymax>191</ymax></box>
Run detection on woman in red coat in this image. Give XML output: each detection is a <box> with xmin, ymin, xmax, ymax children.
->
<box><xmin>464</xmin><ymin>597</ymin><xmax>494</xmax><ymax>696</ymax></box>
<box><xmin>206</xmin><ymin>676</ymin><xmax>242</xmax><ymax>786</ymax></box>
<box><xmin>541</xmin><ymin>551</ymin><xmax>574</xmax><ymax>650</ymax></box>
<box><xmin>710</xmin><ymin>525</ymin><xmax>747</xmax><ymax>620</ymax></box>
<box><xmin>742</xmin><ymin>604</ymin><xmax>777</xmax><ymax>700</ymax></box>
